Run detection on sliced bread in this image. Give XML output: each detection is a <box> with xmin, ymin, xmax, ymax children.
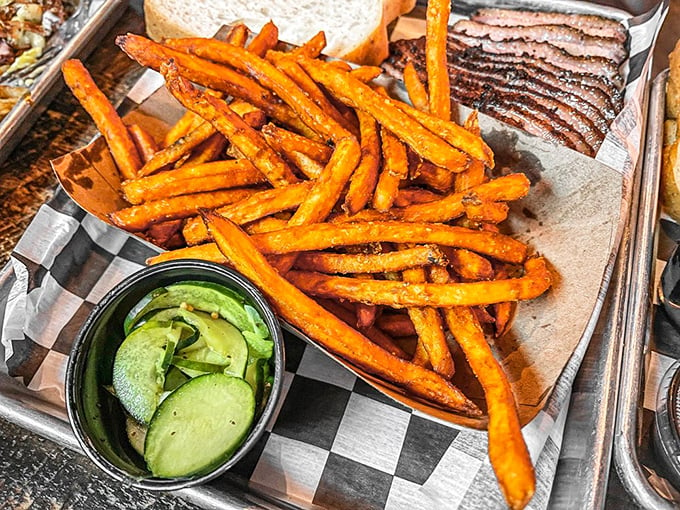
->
<box><xmin>143</xmin><ymin>0</ymin><xmax>416</xmax><ymax>65</ymax></box>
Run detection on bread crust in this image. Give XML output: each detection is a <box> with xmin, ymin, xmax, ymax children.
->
<box><xmin>143</xmin><ymin>0</ymin><xmax>416</xmax><ymax>65</ymax></box>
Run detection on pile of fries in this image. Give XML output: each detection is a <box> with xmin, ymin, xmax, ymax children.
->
<box><xmin>62</xmin><ymin>4</ymin><xmax>552</xmax><ymax>508</ymax></box>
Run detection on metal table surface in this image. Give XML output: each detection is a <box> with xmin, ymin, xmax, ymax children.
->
<box><xmin>0</xmin><ymin>0</ymin><xmax>677</xmax><ymax>508</ymax></box>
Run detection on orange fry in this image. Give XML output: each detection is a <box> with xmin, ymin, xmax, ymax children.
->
<box><xmin>261</xmin><ymin>123</ymin><xmax>333</xmax><ymax>163</ymax></box>
<box><xmin>412</xmin><ymin>339</ymin><xmax>431</xmax><ymax>367</ymax></box>
<box><xmin>110</xmin><ymin>187</ymin><xmax>257</xmax><ymax>231</ymax></box>
<box><xmin>123</xmin><ymin>160</ymin><xmax>266</xmax><ymax>204</ymax></box>
<box><xmin>223</xmin><ymin>23</ymin><xmax>249</xmax><ymax>48</ymax></box>
<box><xmin>395</xmin><ymin>173</ymin><xmax>530</xmax><ymax>223</ymax></box>
<box><xmin>291</xmin><ymin>31</ymin><xmax>327</xmax><ymax>58</ymax></box>
<box><xmin>62</xmin><ymin>59</ymin><xmax>142</xmax><ymax>179</ymax></box>
<box><xmin>403</xmin><ymin>61</ymin><xmax>429</xmax><ymax>113</ymax></box>
<box><xmin>349</xmin><ymin>66</ymin><xmax>383</xmax><ymax>83</ymax></box>
<box><xmin>163</xmin><ymin>110</ymin><xmax>203</xmax><ymax>147</ymax></box>
<box><xmin>140</xmin><ymin>121</ymin><xmax>216</xmax><ymax>177</ymax></box>
<box><xmin>401</xmin><ymin>264</ymin><xmax>454</xmax><ymax>379</ymax></box>
<box><xmin>429</xmin><ymin>265</ymin><xmax>534</xmax><ymax>510</ymax></box>
<box><xmin>286</xmin><ymin>257</ymin><xmax>551</xmax><ymax>308</ymax></box>
<box><xmin>343</xmin><ymin>110</ymin><xmax>381</xmax><ymax>215</ymax></box>
<box><xmin>286</xmin><ymin>136</ymin><xmax>360</xmax><ymax>225</ymax></box>
<box><xmin>183</xmin><ymin>133</ymin><xmax>228</xmax><ymax>166</ymax></box>
<box><xmin>447</xmin><ymin>248</ymin><xmax>495</xmax><ymax>281</ymax></box>
<box><xmin>252</xmin><ymin>221</ymin><xmax>528</xmax><ymax>263</ymax></box>
<box><xmin>426</xmin><ymin>0</ymin><xmax>452</xmax><ymax>120</ymax></box>
<box><xmin>161</xmin><ymin>62</ymin><xmax>299</xmax><ymax>187</ymax></box>
<box><xmin>413</xmin><ymin>160</ymin><xmax>456</xmax><ymax>193</ymax></box>
<box><xmin>293</xmin><ymin>245</ymin><xmax>446</xmax><ymax>274</ymax></box>
<box><xmin>278</xmin><ymin>149</ymin><xmax>324</xmax><ymax>179</ymax></box>
<box><xmin>455</xmin><ymin>111</ymin><xmax>487</xmax><ymax>192</ymax></box>
<box><xmin>375</xmin><ymin>314</ymin><xmax>417</xmax><ymax>338</ymax></box>
<box><xmin>149</xmin><ymin>220</ymin><xmax>528</xmax><ymax>266</ymax></box>
<box><xmin>373</xmin><ymin>126</ymin><xmax>409</xmax><ymax>212</ymax></box>
<box><xmin>463</xmin><ymin>201</ymin><xmax>510</xmax><ymax>224</ymax></box>
<box><xmin>127</xmin><ymin>124</ymin><xmax>159</xmax><ymax>163</ymax></box>
<box><xmin>202</xmin><ymin>210</ymin><xmax>481</xmax><ymax>414</ymax></box>
<box><xmin>245</xmin><ymin>20</ymin><xmax>278</xmax><ymax>57</ymax></box>
<box><xmin>394</xmin><ymin>187</ymin><xmax>441</xmax><ymax>207</ymax></box>
<box><xmin>244</xmin><ymin>216</ymin><xmax>290</xmax><ymax>235</ymax></box>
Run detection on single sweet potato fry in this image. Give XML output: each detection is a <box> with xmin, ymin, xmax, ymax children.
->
<box><xmin>426</xmin><ymin>0</ymin><xmax>451</xmax><ymax>121</ymax></box>
<box><xmin>128</xmin><ymin>124</ymin><xmax>159</xmax><ymax>163</ymax></box>
<box><xmin>375</xmin><ymin>313</ymin><xmax>417</xmax><ymax>337</ymax></box>
<box><xmin>123</xmin><ymin>159</ymin><xmax>263</xmax><ymax>204</ymax></box>
<box><xmin>401</xmin><ymin>264</ymin><xmax>455</xmax><ymax>379</ymax></box>
<box><xmin>447</xmin><ymin>248</ymin><xmax>495</xmax><ymax>281</ymax></box>
<box><xmin>110</xmin><ymin>187</ymin><xmax>257</xmax><ymax>231</ymax></box>
<box><xmin>464</xmin><ymin>200</ymin><xmax>510</xmax><ymax>224</ymax></box>
<box><xmin>252</xmin><ymin>221</ymin><xmax>528</xmax><ymax>264</ymax></box>
<box><xmin>395</xmin><ymin>173</ymin><xmax>530</xmax><ymax>223</ymax></box>
<box><xmin>403</xmin><ymin>61</ymin><xmax>429</xmax><ymax>113</ymax></box>
<box><xmin>223</xmin><ymin>23</ymin><xmax>249</xmax><ymax>48</ymax></box>
<box><xmin>140</xmin><ymin>121</ymin><xmax>216</xmax><ymax>177</ymax></box>
<box><xmin>455</xmin><ymin>111</ymin><xmax>487</xmax><ymax>192</ymax></box>
<box><xmin>245</xmin><ymin>20</ymin><xmax>278</xmax><ymax>57</ymax></box>
<box><xmin>372</xmin><ymin>126</ymin><xmax>409</xmax><ymax>212</ymax></box>
<box><xmin>261</xmin><ymin>123</ymin><xmax>333</xmax><ymax>163</ymax></box>
<box><xmin>163</xmin><ymin>110</ymin><xmax>203</xmax><ymax>148</ymax></box>
<box><xmin>394</xmin><ymin>187</ymin><xmax>441</xmax><ymax>207</ymax></box>
<box><xmin>343</xmin><ymin>110</ymin><xmax>381</xmax><ymax>215</ymax></box>
<box><xmin>429</xmin><ymin>265</ymin><xmax>534</xmax><ymax>510</ymax></box>
<box><xmin>62</xmin><ymin>59</ymin><xmax>142</xmax><ymax>180</ymax></box>
<box><xmin>294</xmin><ymin>245</ymin><xmax>446</xmax><ymax>274</ymax></box>
<box><xmin>413</xmin><ymin>160</ymin><xmax>456</xmax><ymax>193</ymax></box>
<box><xmin>183</xmin><ymin>133</ymin><xmax>228</xmax><ymax>166</ymax></box>
<box><xmin>285</xmin><ymin>257</ymin><xmax>551</xmax><ymax>308</ymax></box>
<box><xmin>349</xmin><ymin>66</ymin><xmax>383</xmax><ymax>83</ymax></box>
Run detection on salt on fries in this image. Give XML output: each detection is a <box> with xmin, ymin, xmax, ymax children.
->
<box><xmin>61</xmin><ymin>15</ymin><xmax>553</xmax><ymax>509</ymax></box>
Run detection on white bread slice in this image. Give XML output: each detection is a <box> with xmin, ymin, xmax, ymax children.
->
<box><xmin>143</xmin><ymin>0</ymin><xmax>416</xmax><ymax>65</ymax></box>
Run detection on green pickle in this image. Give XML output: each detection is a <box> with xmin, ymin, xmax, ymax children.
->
<box><xmin>111</xmin><ymin>281</ymin><xmax>274</xmax><ymax>477</ymax></box>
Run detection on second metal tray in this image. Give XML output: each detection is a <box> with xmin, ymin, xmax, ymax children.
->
<box><xmin>614</xmin><ymin>69</ymin><xmax>679</xmax><ymax>508</ymax></box>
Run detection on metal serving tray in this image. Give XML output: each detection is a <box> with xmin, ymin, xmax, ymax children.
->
<box><xmin>0</xmin><ymin>0</ymin><xmax>128</xmax><ymax>165</ymax></box>
<box><xmin>614</xmin><ymin>70</ymin><xmax>676</xmax><ymax>508</ymax></box>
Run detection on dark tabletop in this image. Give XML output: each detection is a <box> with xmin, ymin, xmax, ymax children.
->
<box><xmin>0</xmin><ymin>0</ymin><xmax>678</xmax><ymax>508</ymax></box>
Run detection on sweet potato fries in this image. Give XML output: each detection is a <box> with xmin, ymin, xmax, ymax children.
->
<box><xmin>62</xmin><ymin>18</ymin><xmax>552</xmax><ymax>510</ymax></box>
